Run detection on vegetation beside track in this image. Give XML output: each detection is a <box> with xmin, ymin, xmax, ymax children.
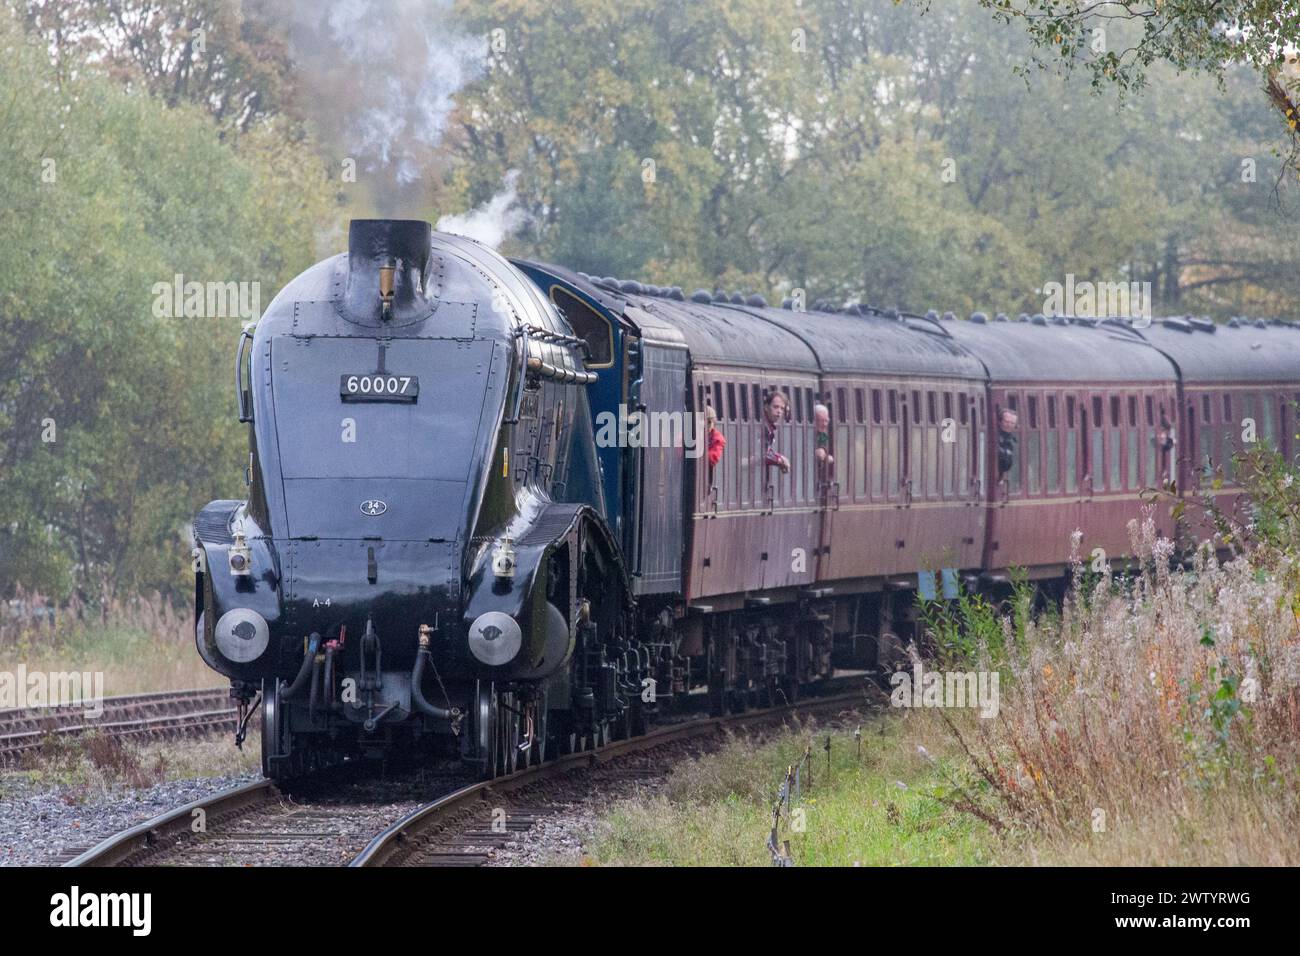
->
<box><xmin>561</xmin><ymin>716</ymin><xmax>996</xmax><ymax>867</ymax></box>
<box><xmin>563</xmin><ymin>449</ymin><xmax>1300</xmax><ymax>868</ymax></box>
<box><xmin>1</xmin><ymin>592</ymin><xmax>216</xmax><ymax>696</ymax></box>
<box><xmin>2</xmin><ymin>728</ymin><xmax>259</xmax><ymax>801</ymax></box>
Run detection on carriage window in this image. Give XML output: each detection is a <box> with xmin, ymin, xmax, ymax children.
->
<box><xmin>999</xmin><ymin>401</ymin><xmax>1021</xmax><ymax>492</ymax></box>
<box><xmin>1047</xmin><ymin>425</ymin><xmax>1060</xmax><ymax>492</ymax></box>
<box><xmin>1026</xmin><ymin>430</ymin><xmax>1040</xmax><ymax>494</ymax></box>
<box><xmin>1261</xmin><ymin>393</ymin><xmax>1276</xmax><ymax>444</ymax></box>
<box><xmin>1202</xmin><ymin>394</ymin><xmax>1212</xmax><ymax>424</ymax></box>
<box><xmin>739</xmin><ymin>384</ymin><xmax>750</xmax><ymax>421</ymax></box>
<box><xmin>855</xmin><ymin>388</ymin><xmax>866</xmax><ymax>423</ymax></box>
<box><xmin>1146</xmin><ymin>426</ymin><xmax>1157</xmax><ymax>487</ymax></box>
<box><xmin>959</xmin><ymin>392</ymin><xmax>968</xmax><ymax>425</ymax></box>
<box><xmin>1047</xmin><ymin>395</ymin><xmax>1057</xmax><ymax>429</ymax></box>
<box><xmin>1080</xmin><ymin>407</ymin><xmax>1090</xmax><ymax>485</ymax></box>
<box><xmin>911</xmin><ymin>421</ymin><xmax>924</xmax><ymax>493</ymax></box>
<box><xmin>837</xmin><ymin>388</ymin><xmax>848</xmax><ymax>424</ymax></box>
<box><xmin>805</xmin><ymin>388</ymin><xmax>814</xmax><ymax>421</ymax></box>
<box><xmin>550</xmin><ymin>287</ymin><xmax>613</xmax><ymax>365</ymax></box>
<box><xmin>958</xmin><ymin>425</ymin><xmax>969</xmax><ymax>493</ymax></box>
<box><xmin>1066</xmin><ymin>422</ymin><xmax>1078</xmax><ymax>493</ymax></box>
<box><xmin>927</xmin><ymin>425</ymin><xmax>939</xmax><ymax>495</ymax></box>
<box><xmin>1093</xmin><ymin>428</ymin><xmax>1106</xmax><ymax>491</ymax></box>
<box><xmin>927</xmin><ymin>392</ymin><xmax>937</xmax><ymax>425</ymax></box>
<box><xmin>1145</xmin><ymin>395</ymin><xmax>1154</xmax><ymax>426</ymax></box>
<box><xmin>1110</xmin><ymin>395</ymin><xmax>1121</xmax><ymax>428</ymax></box>
<box><xmin>1223</xmin><ymin>394</ymin><xmax>1232</xmax><ymax>421</ymax></box>
<box><xmin>943</xmin><ymin>392</ymin><xmax>953</xmax><ymax>423</ymax></box>
<box><xmin>1028</xmin><ymin>395</ymin><xmax>1039</xmax><ymax>429</ymax></box>
<box><xmin>1092</xmin><ymin>396</ymin><xmax>1103</xmax><ymax>427</ymax></box>
<box><xmin>1109</xmin><ymin>426</ymin><xmax>1121</xmax><ymax>489</ymax></box>
<box><xmin>872</xmin><ymin>389</ymin><xmax>882</xmax><ymax>424</ymax></box>
<box><xmin>792</xmin><ymin>387</ymin><xmax>800</xmax><ymax>422</ymax></box>
<box><xmin>942</xmin><ymin>424</ymin><xmax>955</xmax><ymax>496</ymax></box>
<box><xmin>1128</xmin><ymin>395</ymin><xmax>1137</xmax><ymax>427</ymax></box>
<box><xmin>725</xmin><ymin>383</ymin><xmax>736</xmax><ymax>421</ymax></box>
<box><xmin>1067</xmin><ymin>395</ymin><xmax>1076</xmax><ymax>428</ymax></box>
<box><xmin>979</xmin><ymin>396</ymin><xmax>986</xmax><ymax>424</ymax></box>
<box><xmin>854</xmin><ymin>428</ymin><xmax>867</xmax><ymax>498</ymax></box>
<box><xmin>871</xmin><ymin>429</ymin><xmax>884</xmax><ymax>496</ymax></box>
<box><xmin>888</xmin><ymin>390</ymin><xmax>898</xmax><ymax>424</ymax></box>
<box><xmin>1128</xmin><ymin>428</ymin><xmax>1139</xmax><ymax>488</ymax></box>
<box><xmin>887</xmin><ymin>428</ymin><xmax>900</xmax><ymax>495</ymax></box>
<box><xmin>713</xmin><ymin>382</ymin><xmax>723</xmax><ymax>420</ymax></box>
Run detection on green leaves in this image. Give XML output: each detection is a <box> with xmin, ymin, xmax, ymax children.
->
<box><xmin>0</xmin><ymin>10</ymin><xmax>329</xmax><ymax>601</ymax></box>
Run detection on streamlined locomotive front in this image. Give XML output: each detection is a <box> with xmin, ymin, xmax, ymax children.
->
<box><xmin>193</xmin><ymin>219</ymin><xmax>581</xmax><ymax>778</ymax></box>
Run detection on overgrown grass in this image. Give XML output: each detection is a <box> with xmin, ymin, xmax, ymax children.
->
<box><xmin>562</xmin><ymin>716</ymin><xmax>998</xmax><ymax>866</ymax></box>
<box><xmin>1</xmin><ymin>590</ymin><xmax>215</xmax><ymax>694</ymax></box>
<box><xmin>2</xmin><ymin>728</ymin><xmax>259</xmax><ymax>803</ymax></box>
<box><xmin>929</xmin><ymin>507</ymin><xmax>1300</xmax><ymax>865</ymax></box>
<box><xmin>568</xmin><ymin>490</ymin><xmax>1300</xmax><ymax>866</ymax></box>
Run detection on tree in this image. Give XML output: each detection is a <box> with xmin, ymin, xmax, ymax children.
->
<box><xmin>0</xmin><ymin>7</ymin><xmax>330</xmax><ymax>601</ymax></box>
<box><xmin>14</xmin><ymin>0</ymin><xmax>298</xmax><ymax>133</ymax></box>
<box><xmin>966</xmin><ymin>0</ymin><xmax>1300</xmax><ymax>171</ymax></box>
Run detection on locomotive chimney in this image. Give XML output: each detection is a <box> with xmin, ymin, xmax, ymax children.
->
<box><xmin>344</xmin><ymin>219</ymin><xmax>433</xmax><ymax>323</ymax></box>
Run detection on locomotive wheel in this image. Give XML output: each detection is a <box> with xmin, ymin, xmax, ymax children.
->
<box><xmin>474</xmin><ymin>681</ymin><xmax>500</xmax><ymax>780</ymax></box>
<box><xmin>261</xmin><ymin>678</ymin><xmax>286</xmax><ymax>780</ymax></box>
<box><xmin>532</xmin><ymin>695</ymin><xmax>549</xmax><ymax>766</ymax></box>
<box><xmin>499</xmin><ymin>690</ymin><xmax>522</xmax><ymax>775</ymax></box>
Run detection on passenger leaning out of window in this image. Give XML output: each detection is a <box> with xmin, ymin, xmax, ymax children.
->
<box><xmin>997</xmin><ymin>407</ymin><xmax>1018</xmax><ymax>476</ymax></box>
<box><xmin>813</xmin><ymin>403</ymin><xmax>834</xmax><ymax>475</ymax></box>
<box><xmin>704</xmin><ymin>405</ymin><xmax>726</xmax><ymax>469</ymax></box>
<box><xmin>763</xmin><ymin>391</ymin><xmax>791</xmax><ymax>474</ymax></box>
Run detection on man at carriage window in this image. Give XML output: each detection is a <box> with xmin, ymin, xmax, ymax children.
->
<box><xmin>996</xmin><ymin>407</ymin><xmax>1018</xmax><ymax>476</ymax></box>
<box><xmin>1156</xmin><ymin>408</ymin><xmax>1177</xmax><ymax>483</ymax></box>
<box><xmin>813</xmin><ymin>402</ymin><xmax>834</xmax><ymax>477</ymax></box>
<box><xmin>763</xmin><ymin>390</ymin><xmax>791</xmax><ymax>474</ymax></box>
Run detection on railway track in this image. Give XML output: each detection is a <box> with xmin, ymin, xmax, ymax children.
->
<box><xmin>64</xmin><ymin>680</ymin><xmax>869</xmax><ymax>868</ymax></box>
<box><xmin>355</xmin><ymin>684</ymin><xmax>868</xmax><ymax>867</ymax></box>
<box><xmin>0</xmin><ymin>687</ymin><xmax>237</xmax><ymax>763</ymax></box>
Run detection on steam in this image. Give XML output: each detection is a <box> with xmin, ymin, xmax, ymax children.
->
<box><xmin>263</xmin><ymin>0</ymin><xmax>483</xmax><ymax>200</ymax></box>
<box><xmin>436</xmin><ymin>172</ymin><xmax>526</xmax><ymax>248</ymax></box>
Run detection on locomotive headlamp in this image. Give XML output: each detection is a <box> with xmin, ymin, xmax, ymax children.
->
<box><xmin>229</xmin><ymin>530</ymin><xmax>252</xmax><ymax>576</ymax></box>
<box><xmin>467</xmin><ymin>611</ymin><xmax>522</xmax><ymax>666</ymax></box>
<box><xmin>492</xmin><ymin>538</ymin><xmax>517</xmax><ymax>578</ymax></box>
<box><xmin>214</xmin><ymin>608</ymin><xmax>270</xmax><ymax>663</ymax></box>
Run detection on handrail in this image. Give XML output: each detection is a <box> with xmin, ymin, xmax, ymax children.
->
<box><xmin>236</xmin><ymin>323</ymin><xmax>255</xmax><ymax>423</ymax></box>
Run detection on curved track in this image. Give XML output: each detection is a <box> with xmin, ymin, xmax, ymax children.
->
<box><xmin>351</xmin><ymin>685</ymin><xmax>867</xmax><ymax>867</ymax></box>
<box><xmin>65</xmin><ymin>681</ymin><xmax>869</xmax><ymax>867</ymax></box>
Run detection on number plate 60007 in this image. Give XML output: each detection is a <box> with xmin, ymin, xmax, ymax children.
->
<box><xmin>340</xmin><ymin>373</ymin><xmax>419</xmax><ymax>403</ymax></box>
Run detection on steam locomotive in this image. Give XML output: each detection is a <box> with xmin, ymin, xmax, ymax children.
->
<box><xmin>193</xmin><ymin>218</ymin><xmax>1300</xmax><ymax>779</ymax></box>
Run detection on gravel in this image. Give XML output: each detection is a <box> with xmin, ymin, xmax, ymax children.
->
<box><xmin>0</xmin><ymin>770</ymin><xmax>261</xmax><ymax>866</ymax></box>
